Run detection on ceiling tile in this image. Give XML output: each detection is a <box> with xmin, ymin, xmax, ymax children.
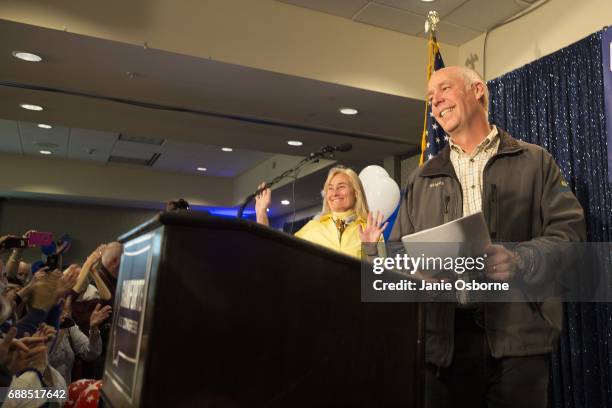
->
<box><xmin>444</xmin><ymin>0</ymin><xmax>523</xmax><ymax>31</ymax></box>
<box><xmin>111</xmin><ymin>140</ymin><xmax>161</xmax><ymax>160</ymax></box>
<box><xmin>374</xmin><ymin>0</ymin><xmax>469</xmax><ymax>19</ymax></box>
<box><xmin>354</xmin><ymin>2</ymin><xmax>425</xmax><ymax>36</ymax></box>
<box><xmin>68</xmin><ymin>128</ymin><xmax>118</xmax><ymax>162</ymax></box>
<box><xmin>0</xmin><ymin>119</ymin><xmax>23</xmax><ymax>154</ymax></box>
<box><xmin>277</xmin><ymin>0</ymin><xmax>368</xmax><ymax>19</ymax></box>
<box><xmin>18</xmin><ymin>121</ymin><xmax>69</xmax><ymax>157</ymax></box>
<box><xmin>159</xmin><ymin>140</ymin><xmax>217</xmax><ymax>157</ymax></box>
<box><xmin>156</xmin><ymin>140</ymin><xmax>271</xmax><ymax>177</ymax></box>
<box><xmin>420</xmin><ymin>20</ymin><xmax>482</xmax><ymax>46</ymax></box>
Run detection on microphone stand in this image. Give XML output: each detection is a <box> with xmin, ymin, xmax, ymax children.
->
<box><xmin>236</xmin><ymin>146</ymin><xmax>339</xmax><ymax>219</ymax></box>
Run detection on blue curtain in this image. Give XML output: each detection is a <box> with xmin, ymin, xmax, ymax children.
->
<box><xmin>488</xmin><ymin>31</ymin><xmax>612</xmax><ymax>407</ymax></box>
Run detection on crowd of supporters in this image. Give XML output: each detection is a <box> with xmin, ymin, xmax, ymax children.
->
<box><xmin>0</xmin><ymin>232</ymin><xmax>123</xmax><ymax>407</ymax></box>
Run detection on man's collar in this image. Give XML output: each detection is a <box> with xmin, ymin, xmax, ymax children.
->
<box><xmin>448</xmin><ymin>125</ymin><xmax>499</xmax><ymax>154</ymax></box>
<box><xmin>421</xmin><ymin>127</ymin><xmax>523</xmax><ymax>178</ymax></box>
<box><xmin>496</xmin><ymin>128</ymin><xmax>522</xmax><ymax>154</ymax></box>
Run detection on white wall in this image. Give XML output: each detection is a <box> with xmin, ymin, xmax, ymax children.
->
<box><xmin>459</xmin><ymin>0</ymin><xmax>612</xmax><ymax>80</ymax></box>
<box><xmin>0</xmin><ymin>0</ymin><xmax>459</xmax><ymax>100</ymax></box>
<box><xmin>0</xmin><ymin>152</ymin><xmax>233</xmax><ymax>208</ymax></box>
<box><xmin>0</xmin><ymin>198</ymin><xmax>157</xmax><ymax>265</ymax></box>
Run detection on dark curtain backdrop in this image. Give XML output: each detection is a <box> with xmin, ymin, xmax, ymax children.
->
<box><xmin>488</xmin><ymin>31</ymin><xmax>612</xmax><ymax>408</ymax></box>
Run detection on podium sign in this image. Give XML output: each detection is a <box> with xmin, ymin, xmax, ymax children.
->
<box><xmin>101</xmin><ymin>213</ymin><xmax>423</xmax><ymax>407</ymax></box>
<box><xmin>103</xmin><ymin>231</ymin><xmax>162</xmax><ymax>407</ymax></box>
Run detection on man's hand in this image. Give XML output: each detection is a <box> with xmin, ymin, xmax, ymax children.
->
<box><xmin>484</xmin><ymin>244</ymin><xmax>520</xmax><ymax>282</ymax></box>
<box><xmin>90</xmin><ymin>304</ymin><xmax>112</xmax><ymax>328</ymax></box>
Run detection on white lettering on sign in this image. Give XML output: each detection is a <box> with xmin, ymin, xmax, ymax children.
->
<box><xmin>118</xmin><ymin>316</ymin><xmax>139</xmax><ymax>334</ymax></box>
<box><xmin>120</xmin><ymin>279</ymin><xmax>146</xmax><ymax>312</ymax></box>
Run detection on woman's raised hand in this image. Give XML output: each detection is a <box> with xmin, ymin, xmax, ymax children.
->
<box><xmin>255</xmin><ymin>182</ymin><xmax>272</xmax><ymax>226</ymax></box>
<box><xmin>359</xmin><ymin>210</ymin><xmax>388</xmax><ymax>244</ymax></box>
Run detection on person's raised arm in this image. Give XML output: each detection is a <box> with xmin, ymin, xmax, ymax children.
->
<box><xmin>90</xmin><ymin>261</ymin><xmax>112</xmax><ymax>301</ymax></box>
<box><xmin>5</xmin><ymin>250</ymin><xmax>24</xmax><ymax>283</ymax></box>
<box><xmin>72</xmin><ymin>246</ymin><xmax>103</xmax><ymax>295</ymax></box>
<box><xmin>255</xmin><ymin>182</ymin><xmax>272</xmax><ymax>227</ymax></box>
<box><xmin>4</xmin><ymin>231</ymin><xmax>36</xmax><ymax>282</ymax></box>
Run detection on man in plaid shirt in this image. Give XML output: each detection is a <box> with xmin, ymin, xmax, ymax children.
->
<box><xmin>391</xmin><ymin>66</ymin><xmax>585</xmax><ymax>408</ymax></box>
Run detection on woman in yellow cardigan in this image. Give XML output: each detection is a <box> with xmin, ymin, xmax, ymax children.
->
<box><xmin>255</xmin><ymin>166</ymin><xmax>386</xmax><ymax>259</ymax></box>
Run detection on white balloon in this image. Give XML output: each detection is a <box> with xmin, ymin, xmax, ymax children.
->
<box><xmin>358</xmin><ymin>166</ymin><xmax>401</xmax><ymax>222</ymax></box>
<box><xmin>359</xmin><ymin>165</ymin><xmax>389</xmax><ymax>180</ymax></box>
<box><xmin>359</xmin><ymin>165</ymin><xmax>389</xmax><ymax>193</ymax></box>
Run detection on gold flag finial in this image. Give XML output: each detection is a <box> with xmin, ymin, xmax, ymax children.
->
<box><xmin>424</xmin><ymin>11</ymin><xmax>440</xmax><ymax>34</ymax></box>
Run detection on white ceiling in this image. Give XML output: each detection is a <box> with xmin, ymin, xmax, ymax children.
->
<box><xmin>277</xmin><ymin>0</ymin><xmax>538</xmax><ymax>45</ymax></box>
<box><xmin>0</xmin><ymin>118</ymin><xmax>272</xmax><ymax>177</ymax></box>
<box><xmin>0</xmin><ymin>17</ymin><xmax>422</xmax><ymax>215</ymax></box>
<box><xmin>0</xmin><ymin>18</ymin><xmax>421</xmax><ymax>163</ymax></box>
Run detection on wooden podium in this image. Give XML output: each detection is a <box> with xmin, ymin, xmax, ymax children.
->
<box><xmin>101</xmin><ymin>212</ymin><xmax>423</xmax><ymax>407</ymax></box>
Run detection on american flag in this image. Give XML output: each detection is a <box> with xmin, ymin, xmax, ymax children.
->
<box><xmin>419</xmin><ymin>33</ymin><xmax>447</xmax><ymax>164</ymax></box>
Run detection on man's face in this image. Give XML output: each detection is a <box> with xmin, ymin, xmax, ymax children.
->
<box><xmin>102</xmin><ymin>242</ymin><xmax>123</xmax><ymax>278</ymax></box>
<box><xmin>427</xmin><ymin>68</ymin><xmax>483</xmax><ymax>135</ymax></box>
<box><xmin>17</xmin><ymin>262</ymin><xmax>29</xmax><ymax>283</ymax></box>
<box><xmin>326</xmin><ymin>173</ymin><xmax>356</xmax><ymax>213</ymax></box>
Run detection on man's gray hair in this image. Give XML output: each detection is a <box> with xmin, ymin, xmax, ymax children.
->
<box><xmin>457</xmin><ymin>66</ymin><xmax>489</xmax><ymax>118</ymax></box>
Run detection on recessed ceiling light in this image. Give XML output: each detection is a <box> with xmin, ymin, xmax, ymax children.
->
<box><xmin>37</xmin><ymin>124</ymin><xmax>52</xmax><ymax>129</ymax></box>
<box><xmin>12</xmin><ymin>51</ymin><xmax>42</xmax><ymax>62</ymax></box>
<box><xmin>221</xmin><ymin>147</ymin><xmax>233</xmax><ymax>152</ymax></box>
<box><xmin>421</xmin><ymin>0</ymin><xmax>436</xmax><ymax>2</ymax></box>
<box><xmin>39</xmin><ymin>150</ymin><xmax>52</xmax><ymax>155</ymax></box>
<box><xmin>20</xmin><ymin>104</ymin><xmax>44</xmax><ymax>111</ymax></box>
<box><xmin>281</xmin><ymin>200</ymin><xmax>290</xmax><ymax>205</ymax></box>
<box><xmin>339</xmin><ymin>107</ymin><xmax>358</xmax><ymax>115</ymax></box>
<box><xmin>196</xmin><ymin>167</ymin><xmax>207</xmax><ymax>172</ymax></box>
<box><xmin>287</xmin><ymin>140</ymin><xmax>303</xmax><ymax>146</ymax></box>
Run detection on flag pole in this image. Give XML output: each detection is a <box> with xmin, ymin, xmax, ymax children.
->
<box><xmin>419</xmin><ymin>11</ymin><xmax>442</xmax><ymax>165</ymax></box>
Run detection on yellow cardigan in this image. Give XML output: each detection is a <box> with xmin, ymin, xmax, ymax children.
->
<box><xmin>294</xmin><ymin>210</ymin><xmax>368</xmax><ymax>259</ymax></box>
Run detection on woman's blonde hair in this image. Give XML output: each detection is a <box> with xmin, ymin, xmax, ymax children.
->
<box><xmin>320</xmin><ymin>166</ymin><xmax>369</xmax><ymax>220</ymax></box>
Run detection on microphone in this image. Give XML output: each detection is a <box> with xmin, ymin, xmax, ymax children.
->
<box><xmin>237</xmin><ymin>142</ymin><xmax>352</xmax><ymax>218</ymax></box>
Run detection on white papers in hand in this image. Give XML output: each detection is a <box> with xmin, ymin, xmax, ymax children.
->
<box><xmin>400</xmin><ymin>212</ymin><xmax>491</xmax><ymax>259</ymax></box>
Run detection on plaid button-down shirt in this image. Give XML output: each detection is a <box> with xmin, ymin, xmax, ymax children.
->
<box><xmin>449</xmin><ymin>126</ymin><xmax>500</xmax><ymax>216</ymax></box>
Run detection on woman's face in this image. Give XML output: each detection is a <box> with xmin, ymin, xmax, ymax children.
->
<box><xmin>326</xmin><ymin>173</ymin><xmax>356</xmax><ymax>213</ymax></box>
